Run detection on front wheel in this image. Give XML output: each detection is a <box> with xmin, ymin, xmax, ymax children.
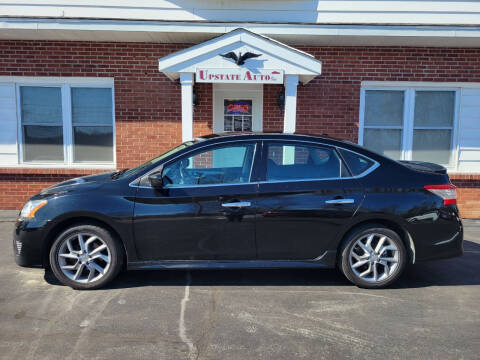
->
<box><xmin>49</xmin><ymin>224</ymin><xmax>123</xmax><ymax>290</ymax></box>
<box><xmin>339</xmin><ymin>225</ymin><xmax>407</xmax><ymax>288</ymax></box>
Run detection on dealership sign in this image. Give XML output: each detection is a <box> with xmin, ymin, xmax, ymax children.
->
<box><xmin>196</xmin><ymin>68</ymin><xmax>284</xmax><ymax>84</ymax></box>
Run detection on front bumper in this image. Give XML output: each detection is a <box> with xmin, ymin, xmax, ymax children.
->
<box><xmin>13</xmin><ymin>218</ymin><xmax>49</xmax><ymax>267</ymax></box>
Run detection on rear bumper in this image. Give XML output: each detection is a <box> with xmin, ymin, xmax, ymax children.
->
<box><xmin>417</xmin><ymin>228</ymin><xmax>463</xmax><ymax>262</ymax></box>
<box><xmin>411</xmin><ymin>211</ymin><xmax>464</xmax><ymax>262</ymax></box>
<box><xmin>13</xmin><ymin>219</ymin><xmax>48</xmax><ymax>267</ymax></box>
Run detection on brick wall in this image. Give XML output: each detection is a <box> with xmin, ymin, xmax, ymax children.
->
<box><xmin>0</xmin><ymin>41</ymin><xmax>191</xmax><ymax>169</ymax></box>
<box><xmin>0</xmin><ymin>40</ymin><xmax>479</xmax><ymax>217</ymax></box>
<box><xmin>450</xmin><ymin>175</ymin><xmax>480</xmax><ymax>219</ymax></box>
<box><xmin>193</xmin><ymin>82</ymin><xmax>213</xmax><ymax>138</ymax></box>
<box><xmin>0</xmin><ymin>168</ymin><xmax>106</xmax><ymax>210</ymax></box>
<box><xmin>263</xmin><ymin>84</ymin><xmax>284</xmax><ymax>131</ymax></box>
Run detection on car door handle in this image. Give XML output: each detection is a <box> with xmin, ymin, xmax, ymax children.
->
<box><xmin>325</xmin><ymin>198</ymin><xmax>355</xmax><ymax>204</ymax></box>
<box><xmin>221</xmin><ymin>201</ymin><xmax>251</xmax><ymax>208</ymax></box>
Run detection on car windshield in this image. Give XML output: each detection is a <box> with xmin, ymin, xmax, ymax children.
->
<box><xmin>117</xmin><ymin>140</ymin><xmax>197</xmax><ymax>179</ymax></box>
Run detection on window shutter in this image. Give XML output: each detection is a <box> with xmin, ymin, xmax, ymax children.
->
<box><xmin>0</xmin><ymin>84</ymin><xmax>18</xmax><ymax>165</ymax></box>
<box><xmin>458</xmin><ymin>89</ymin><xmax>480</xmax><ymax>172</ymax></box>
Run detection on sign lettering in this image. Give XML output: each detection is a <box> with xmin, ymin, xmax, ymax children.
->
<box><xmin>196</xmin><ymin>68</ymin><xmax>283</xmax><ymax>84</ymax></box>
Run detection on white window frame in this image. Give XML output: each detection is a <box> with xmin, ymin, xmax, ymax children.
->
<box><xmin>213</xmin><ymin>83</ymin><xmax>263</xmax><ymax>133</ymax></box>
<box><xmin>359</xmin><ymin>83</ymin><xmax>460</xmax><ymax>171</ymax></box>
<box><xmin>13</xmin><ymin>77</ymin><xmax>116</xmax><ymax>169</ymax></box>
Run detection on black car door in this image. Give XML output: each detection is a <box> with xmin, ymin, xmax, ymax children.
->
<box><xmin>255</xmin><ymin>140</ymin><xmax>364</xmax><ymax>260</ymax></box>
<box><xmin>133</xmin><ymin>141</ymin><xmax>260</xmax><ymax>260</ymax></box>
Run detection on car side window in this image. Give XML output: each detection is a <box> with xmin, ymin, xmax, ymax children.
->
<box><xmin>162</xmin><ymin>143</ymin><xmax>256</xmax><ymax>187</ymax></box>
<box><xmin>266</xmin><ymin>143</ymin><xmax>349</xmax><ymax>181</ymax></box>
<box><xmin>338</xmin><ymin>148</ymin><xmax>376</xmax><ymax>176</ymax></box>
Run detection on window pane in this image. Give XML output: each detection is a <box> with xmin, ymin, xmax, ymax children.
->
<box><xmin>243</xmin><ymin>117</ymin><xmax>252</xmax><ymax>131</ymax></box>
<box><xmin>412</xmin><ymin>129</ymin><xmax>452</xmax><ymax>164</ymax></box>
<box><xmin>211</xmin><ymin>146</ymin><xmax>248</xmax><ymax>168</ymax></box>
<box><xmin>414</xmin><ymin>91</ymin><xmax>455</xmax><ymax>127</ymax></box>
<box><xmin>224</xmin><ymin>100</ymin><xmax>253</xmax><ymax>133</ymax></box>
<box><xmin>71</xmin><ymin>88</ymin><xmax>112</xmax><ymax>125</ymax></box>
<box><xmin>266</xmin><ymin>144</ymin><xmax>342</xmax><ymax>181</ymax></box>
<box><xmin>163</xmin><ymin>144</ymin><xmax>255</xmax><ymax>186</ymax></box>
<box><xmin>365</xmin><ymin>90</ymin><xmax>404</xmax><ymax>126</ymax></box>
<box><xmin>363</xmin><ymin>129</ymin><xmax>402</xmax><ymax>160</ymax></box>
<box><xmin>224</xmin><ymin>116</ymin><xmax>232</xmax><ymax>131</ymax></box>
<box><xmin>234</xmin><ymin>116</ymin><xmax>243</xmax><ymax>131</ymax></box>
<box><xmin>21</xmin><ymin>86</ymin><xmax>62</xmax><ymax>124</ymax></box>
<box><xmin>224</xmin><ymin>100</ymin><xmax>252</xmax><ymax>115</ymax></box>
<box><xmin>23</xmin><ymin>125</ymin><xmax>63</xmax><ymax>162</ymax></box>
<box><xmin>338</xmin><ymin>148</ymin><xmax>375</xmax><ymax>176</ymax></box>
<box><xmin>73</xmin><ymin>126</ymin><xmax>113</xmax><ymax>162</ymax></box>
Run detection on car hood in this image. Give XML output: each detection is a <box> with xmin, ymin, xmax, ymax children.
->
<box><xmin>39</xmin><ymin>172</ymin><xmax>116</xmax><ymax>196</ymax></box>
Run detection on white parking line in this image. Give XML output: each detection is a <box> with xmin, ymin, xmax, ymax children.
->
<box><xmin>179</xmin><ymin>272</ymin><xmax>198</xmax><ymax>360</ymax></box>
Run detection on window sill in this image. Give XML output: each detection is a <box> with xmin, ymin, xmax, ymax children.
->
<box><xmin>0</xmin><ymin>165</ymin><xmax>116</xmax><ymax>176</ymax></box>
<box><xmin>0</xmin><ymin>163</ymin><xmax>115</xmax><ymax>169</ymax></box>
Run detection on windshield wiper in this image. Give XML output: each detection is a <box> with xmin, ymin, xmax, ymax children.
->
<box><xmin>110</xmin><ymin>169</ymin><xmax>129</xmax><ymax>179</ymax></box>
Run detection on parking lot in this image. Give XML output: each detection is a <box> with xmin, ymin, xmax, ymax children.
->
<box><xmin>0</xmin><ymin>219</ymin><xmax>479</xmax><ymax>360</ymax></box>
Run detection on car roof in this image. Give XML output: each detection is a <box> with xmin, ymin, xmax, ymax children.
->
<box><xmin>197</xmin><ymin>132</ymin><xmax>357</xmax><ymax>148</ymax></box>
<box><xmin>193</xmin><ymin>132</ymin><xmax>391</xmax><ymax>163</ymax></box>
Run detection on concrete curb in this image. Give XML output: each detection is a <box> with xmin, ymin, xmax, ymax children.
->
<box><xmin>463</xmin><ymin>219</ymin><xmax>480</xmax><ymax>225</ymax></box>
<box><xmin>0</xmin><ymin>210</ymin><xmax>18</xmax><ymax>222</ymax></box>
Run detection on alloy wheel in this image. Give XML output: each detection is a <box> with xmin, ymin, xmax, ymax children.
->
<box><xmin>348</xmin><ymin>233</ymin><xmax>400</xmax><ymax>283</ymax></box>
<box><xmin>57</xmin><ymin>232</ymin><xmax>111</xmax><ymax>283</ymax></box>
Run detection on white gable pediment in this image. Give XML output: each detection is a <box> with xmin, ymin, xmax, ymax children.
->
<box><xmin>158</xmin><ymin>28</ymin><xmax>322</xmax><ymax>84</ymax></box>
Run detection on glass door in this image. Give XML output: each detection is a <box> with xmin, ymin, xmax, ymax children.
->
<box><xmin>213</xmin><ymin>84</ymin><xmax>263</xmax><ymax>134</ymax></box>
<box><xmin>223</xmin><ymin>99</ymin><xmax>253</xmax><ymax>132</ymax></box>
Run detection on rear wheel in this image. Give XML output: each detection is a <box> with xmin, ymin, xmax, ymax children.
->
<box><xmin>339</xmin><ymin>225</ymin><xmax>407</xmax><ymax>288</ymax></box>
<box><xmin>49</xmin><ymin>224</ymin><xmax>123</xmax><ymax>290</ymax></box>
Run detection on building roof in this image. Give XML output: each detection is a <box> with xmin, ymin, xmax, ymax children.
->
<box><xmin>157</xmin><ymin>28</ymin><xmax>322</xmax><ymax>84</ymax></box>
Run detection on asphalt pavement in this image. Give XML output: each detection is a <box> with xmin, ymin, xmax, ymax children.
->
<box><xmin>0</xmin><ymin>219</ymin><xmax>479</xmax><ymax>360</ymax></box>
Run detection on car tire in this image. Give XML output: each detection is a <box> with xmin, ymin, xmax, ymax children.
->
<box><xmin>339</xmin><ymin>225</ymin><xmax>407</xmax><ymax>289</ymax></box>
<box><xmin>49</xmin><ymin>223</ymin><xmax>123</xmax><ymax>290</ymax></box>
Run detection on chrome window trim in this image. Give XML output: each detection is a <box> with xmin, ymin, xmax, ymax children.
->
<box><xmin>132</xmin><ymin>181</ymin><xmax>255</xmax><ymax>190</ymax></box>
<box><xmin>336</xmin><ymin>147</ymin><xmax>380</xmax><ymax>179</ymax></box>
<box><xmin>129</xmin><ymin>137</ymin><xmax>380</xmax><ymax>189</ymax></box>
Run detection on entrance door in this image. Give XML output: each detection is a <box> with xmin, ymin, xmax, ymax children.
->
<box><xmin>213</xmin><ymin>84</ymin><xmax>263</xmax><ymax>133</ymax></box>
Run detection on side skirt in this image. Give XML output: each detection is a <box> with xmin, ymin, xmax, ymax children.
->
<box><xmin>127</xmin><ymin>250</ymin><xmax>337</xmax><ymax>270</ymax></box>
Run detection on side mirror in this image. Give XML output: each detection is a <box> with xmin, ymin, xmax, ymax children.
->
<box><xmin>148</xmin><ymin>172</ymin><xmax>164</xmax><ymax>189</ymax></box>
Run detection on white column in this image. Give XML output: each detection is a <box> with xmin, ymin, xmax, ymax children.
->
<box><xmin>283</xmin><ymin>75</ymin><xmax>299</xmax><ymax>134</ymax></box>
<box><xmin>180</xmin><ymin>72</ymin><xmax>194</xmax><ymax>142</ymax></box>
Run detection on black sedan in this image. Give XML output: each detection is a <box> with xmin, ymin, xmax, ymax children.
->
<box><xmin>13</xmin><ymin>133</ymin><xmax>463</xmax><ymax>289</ymax></box>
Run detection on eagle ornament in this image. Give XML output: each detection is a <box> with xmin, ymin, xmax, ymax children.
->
<box><xmin>220</xmin><ymin>51</ymin><xmax>262</xmax><ymax>65</ymax></box>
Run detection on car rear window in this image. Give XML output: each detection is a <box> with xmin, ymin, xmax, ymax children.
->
<box><xmin>338</xmin><ymin>148</ymin><xmax>376</xmax><ymax>176</ymax></box>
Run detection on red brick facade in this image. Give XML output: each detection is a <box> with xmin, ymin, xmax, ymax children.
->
<box><xmin>0</xmin><ymin>41</ymin><xmax>479</xmax><ymax>217</ymax></box>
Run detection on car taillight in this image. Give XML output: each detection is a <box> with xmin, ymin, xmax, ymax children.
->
<box><xmin>424</xmin><ymin>184</ymin><xmax>457</xmax><ymax>205</ymax></box>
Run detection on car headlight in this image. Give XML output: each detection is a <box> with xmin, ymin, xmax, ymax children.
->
<box><xmin>20</xmin><ymin>200</ymin><xmax>48</xmax><ymax>219</ymax></box>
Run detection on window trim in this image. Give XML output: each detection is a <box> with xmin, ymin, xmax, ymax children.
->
<box><xmin>260</xmin><ymin>140</ymin><xmax>380</xmax><ymax>183</ymax></box>
<box><xmin>359</xmin><ymin>85</ymin><xmax>460</xmax><ymax>170</ymax></box>
<box><xmin>14</xmin><ymin>77</ymin><xmax>115</xmax><ymax>169</ymax></box>
<box><xmin>130</xmin><ymin>138</ymin><xmax>380</xmax><ymax>188</ymax></box>
<box><xmin>213</xmin><ymin>83</ymin><xmax>263</xmax><ymax>133</ymax></box>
